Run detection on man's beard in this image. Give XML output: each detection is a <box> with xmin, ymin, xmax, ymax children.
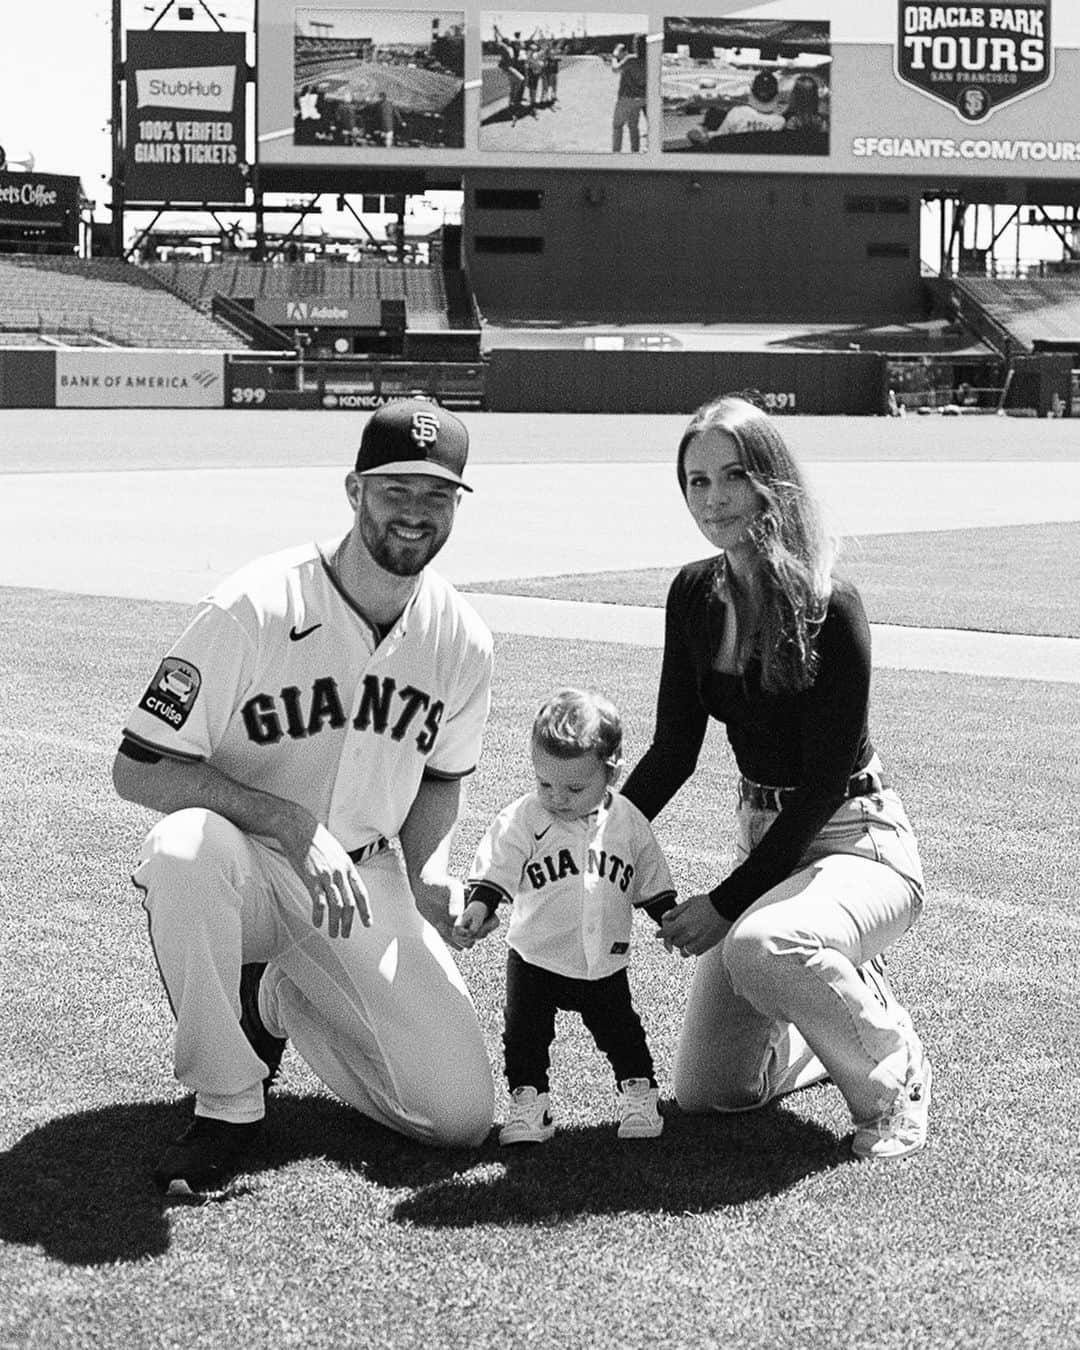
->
<box><xmin>358</xmin><ymin>502</ymin><xmax>448</xmax><ymax>577</ymax></box>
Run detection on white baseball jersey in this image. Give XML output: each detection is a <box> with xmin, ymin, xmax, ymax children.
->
<box><xmin>717</xmin><ymin>104</ymin><xmax>785</xmax><ymax>135</ymax></box>
<box><xmin>122</xmin><ymin>539</ymin><xmax>493</xmax><ymax>851</ymax></box>
<box><xmin>468</xmin><ymin>790</ymin><xmax>676</xmax><ymax>980</ymax></box>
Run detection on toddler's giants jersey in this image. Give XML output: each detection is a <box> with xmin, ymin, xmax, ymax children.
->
<box><xmin>469</xmin><ymin>791</ymin><xmax>676</xmax><ymax>980</ymax></box>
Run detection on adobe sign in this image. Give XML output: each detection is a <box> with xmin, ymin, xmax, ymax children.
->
<box><xmin>895</xmin><ymin>2</ymin><xmax>1053</xmax><ymax>122</ymax></box>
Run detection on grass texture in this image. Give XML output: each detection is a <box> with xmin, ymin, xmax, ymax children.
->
<box><xmin>460</xmin><ymin>520</ymin><xmax>1080</xmax><ymax>638</ymax></box>
<box><xmin>1</xmin><ymin>587</ymin><xmax>1078</xmax><ymax>1350</ymax></box>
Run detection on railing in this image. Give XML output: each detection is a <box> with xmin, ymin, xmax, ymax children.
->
<box><xmin>211</xmin><ymin>292</ymin><xmax>296</xmax><ymax>352</ymax></box>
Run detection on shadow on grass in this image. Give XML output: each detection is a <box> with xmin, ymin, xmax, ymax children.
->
<box><xmin>392</xmin><ymin>1097</ymin><xmax>853</xmax><ymax>1227</ymax></box>
<box><xmin>0</xmin><ymin>1092</ymin><xmax>485</xmax><ymax>1266</ymax></box>
<box><xmin>0</xmin><ymin>1091</ymin><xmax>852</xmax><ymax>1263</ymax></box>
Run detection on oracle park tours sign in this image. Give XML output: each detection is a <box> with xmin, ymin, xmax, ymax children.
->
<box><xmin>895</xmin><ymin>2</ymin><xmax>1052</xmax><ymax>122</ymax></box>
<box><xmin>252</xmin><ymin>0</ymin><xmax>1078</xmax><ymax>179</ymax></box>
<box><xmin>125</xmin><ymin>29</ymin><xmax>247</xmax><ymax>203</ymax></box>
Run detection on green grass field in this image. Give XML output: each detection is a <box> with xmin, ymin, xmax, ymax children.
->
<box><xmin>462</xmin><ymin>520</ymin><xmax>1080</xmax><ymax>638</ymax></box>
<box><xmin>1</xmin><ymin>581</ymin><xmax>1078</xmax><ymax>1350</ymax></box>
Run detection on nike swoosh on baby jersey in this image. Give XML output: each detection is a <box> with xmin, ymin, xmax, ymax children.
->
<box><xmin>289</xmin><ymin>623</ymin><xmax>322</xmax><ymax>641</ymax></box>
<box><xmin>533</xmin><ymin>824</ymin><xmax>552</xmax><ymax>841</ymax></box>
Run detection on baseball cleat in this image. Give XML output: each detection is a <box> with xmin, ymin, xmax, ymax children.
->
<box><xmin>499</xmin><ymin>1086</ymin><xmax>555</xmax><ymax>1145</ymax></box>
<box><xmin>616</xmin><ymin>1078</ymin><xmax>663</xmax><ymax>1139</ymax></box>
<box><xmin>851</xmin><ymin>1056</ymin><xmax>932</xmax><ymax>1160</ymax></box>
<box><xmin>153</xmin><ymin>1117</ymin><xmax>263</xmax><ymax>1199</ymax></box>
<box><xmin>239</xmin><ymin>962</ymin><xmax>287</xmax><ymax>1096</ymax></box>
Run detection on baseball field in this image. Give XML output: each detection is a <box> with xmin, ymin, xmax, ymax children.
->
<box><xmin>1</xmin><ymin>409</ymin><xmax>1077</xmax><ymax>1349</ymax></box>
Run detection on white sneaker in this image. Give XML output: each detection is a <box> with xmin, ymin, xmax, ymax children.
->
<box><xmin>616</xmin><ymin>1078</ymin><xmax>663</xmax><ymax>1139</ymax></box>
<box><xmin>499</xmin><ymin>1086</ymin><xmax>555</xmax><ymax>1145</ymax></box>
<box><xmin>852</xmin><ymin>1057</ymin><xmax>932</xmax><ymax>1160</ymax></box>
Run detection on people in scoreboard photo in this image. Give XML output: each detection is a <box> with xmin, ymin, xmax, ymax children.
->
<box><xmin>661</xmin><ymin>17</ymin><xmax>830</xmax><ymax>155</ymax></box>
<box><xmin>292</xmin><ymin>7</ymin><xmax>465</xmax><ymax>149</ymax></box>
<box><xmin>112</xmin><ymin>400</ymin><xmax>499</xmax><ymax>1199</ymax></box>
<box><xmin>620</xmin><ymin>393</ymin><xmax>932</xmax><ymax>1161</ymax></box>
<box><xmin>480</xmin><ymin>10</ymin><xmax>648</xmax><ymax>154</ymax></box>
<box><xmin>454</xmin><ymin>688</ymin><xmax>677</xmax><ymax>1144</ymax></box>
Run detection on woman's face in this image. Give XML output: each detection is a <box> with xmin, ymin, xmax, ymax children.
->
<box><xmin>682</xmin><ymin>428</ymin><xmax>763</xmax><ymax>555</ymax></box>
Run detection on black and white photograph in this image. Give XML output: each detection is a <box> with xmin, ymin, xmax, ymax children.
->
<box><xmin>480</xmin><ymin>11</ymin><xmax>649</xmax><ymax>154</ymax></box>
<box><xmin>3</xmin><ymin>4</ymin><xmax>1080</xmax><ymax>1349</ymax></box>
<box><xmin>293</xmin><ymin>7</ymin><xmax>465</xmax><ymax>149</ymax></box>
<box><xmin>662</xmin><ymin>17</ymin><xmax>830</xmax><ymax>155</ymax></box>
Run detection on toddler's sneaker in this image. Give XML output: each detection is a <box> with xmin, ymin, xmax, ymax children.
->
<box><xmin>852</xmin><ymin>1056</ymin><xmax>932</xmax><ymax>1160</ymax></box>
<box><xmin>616</xmin><ymin>1077</ymin><xmax>663</xmax><ymax>1139</ymax></box>
<box><xmin>499</xmin><ymin>1086</ymin><xmax>555</xmax><ymax>1145</ymax></box>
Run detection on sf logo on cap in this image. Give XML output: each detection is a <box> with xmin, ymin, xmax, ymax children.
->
<box><xmin>410</xmin><ymin>411</ymin><xmax>440</xmax><ymax>447</ymax></box>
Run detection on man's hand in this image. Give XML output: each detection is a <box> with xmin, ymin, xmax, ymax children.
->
<box><xmin>660</xmin><ymin>892</ymin><xmax>732</xmax><ymax>958</ymax></box>
<box><xmin>284</xmin><ymin>819</ymin><xmax>373</xmax><ymax>939</ymax></box>
<box><xmin>110</xmin><ymin>752</ymin><xmax>372</xmax><ymax>939</ymax></box>
<box><xmin>414</xmin><ymin>877</ymin><xmax>500</xmax><ymax>951</ymax></box>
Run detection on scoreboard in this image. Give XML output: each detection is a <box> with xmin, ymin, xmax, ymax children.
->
<box><xmin>254</xmin><ymin>0</ymin><xmax>1080</xmax><ymax>178</ymax></box>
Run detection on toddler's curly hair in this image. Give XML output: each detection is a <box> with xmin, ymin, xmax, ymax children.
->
<box><xmin>531</xmin><ymin>688</ymin><xmax>623</xmax><ymax>769</ymax></box>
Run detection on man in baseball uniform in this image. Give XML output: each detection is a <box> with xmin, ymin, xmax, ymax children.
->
<box><xmin>113</xmin><ymin>399</ymin><xmax>497</xmax><ymax>1198</ymax></box>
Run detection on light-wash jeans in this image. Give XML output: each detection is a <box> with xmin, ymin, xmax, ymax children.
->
<box><xmin>673</xmin><ymin>768</ymin><xmax>926</xmax><ymax>1124</ymax></box>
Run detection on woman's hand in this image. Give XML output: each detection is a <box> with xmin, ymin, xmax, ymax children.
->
<box><xmin>660</xmin><ymin>893</ymin><xmax>733</xmax><ymax>957</ymax></box>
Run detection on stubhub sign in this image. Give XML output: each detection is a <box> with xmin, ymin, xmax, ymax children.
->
<box><xmin>135</xmin><ymin>65</ymin><xmax>236</xmax><ymax>113</ymax></box>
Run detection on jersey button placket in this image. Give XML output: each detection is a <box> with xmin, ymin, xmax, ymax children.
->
<box><xmin>581</xmin><ymin>833</ymin><xmax>604</xmax><ymax>976</ymax></box>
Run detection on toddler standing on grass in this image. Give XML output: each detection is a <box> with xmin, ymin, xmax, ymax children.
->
<box><xmin>455</xmin><ymin>688</ymin><xmax>677</xmax><ymax>1143</ymax></box>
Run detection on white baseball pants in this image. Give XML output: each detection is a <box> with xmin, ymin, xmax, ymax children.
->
<box><xmin>133</xmin><ymin>808</ymin><xmax>494</xmax><ymax>1147</ymax></box>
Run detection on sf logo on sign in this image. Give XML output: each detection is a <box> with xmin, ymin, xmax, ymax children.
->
<box><xmin>895</xmin><ymin>0</ymin><xmax>1052</xmax><ymax>123</ymax></box>
<box><xmin>410</xmin><ymin>411</ymin><xmax>440</xmax><ymax>447</ymax></box>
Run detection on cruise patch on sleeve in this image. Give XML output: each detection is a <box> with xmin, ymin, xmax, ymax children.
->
<box><xmin>138</xmin><ymin>657</ymin><xmax>202</xmax><ymax>730</ymax></box>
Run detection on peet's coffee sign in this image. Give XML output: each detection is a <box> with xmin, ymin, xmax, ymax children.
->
<box><xmin>895</xmin><ymin>2</ymin><xmax>1052</xmax><ymax>122</ymax></box>
<box><xmin>0</xmin><ymin>171</ymin><xmax>79</xmax><ymax>222</ymax></box>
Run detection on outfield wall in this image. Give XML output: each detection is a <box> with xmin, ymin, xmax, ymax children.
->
<box><xmin>0</xmin><ymin>346</ymin><xmax>1069</xmax><ymax>414</ymax></box>
<box><xmin>485</xmin><ymin>348</ymin><xmax>885</xmax><ymax>413</ymax></box>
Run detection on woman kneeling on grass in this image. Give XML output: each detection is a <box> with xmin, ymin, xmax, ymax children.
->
<box><xmin>620</xmin><ymin>393</ymin><xmax>931</xmax><ymax>1159</ymax></box>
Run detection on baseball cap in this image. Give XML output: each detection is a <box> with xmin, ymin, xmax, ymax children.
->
<box><xmin>355</xmin><ymin>399</ymin><xmax>472</xmax><ymax>492</ymax></box>
<box><xmin>748</xmin><ymin>69</ymin><xmax>780</xmax><ymax>113</ymax></box>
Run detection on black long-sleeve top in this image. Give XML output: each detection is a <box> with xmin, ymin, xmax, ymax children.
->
<box><xmin>620</xmin><ymin>555</ymin><xmax>875</xmax><ymax>922</ymax></box>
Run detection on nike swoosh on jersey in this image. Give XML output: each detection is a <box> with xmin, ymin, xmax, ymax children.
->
<box><xmin>289</xmin><ymin>622</ymin><xmax>322</xmax><ymax>641</ymax></box>
<box><xmin>533</xmin><ymin>824</ymin><xmax>552</xmax><ymax>840</ymax></box>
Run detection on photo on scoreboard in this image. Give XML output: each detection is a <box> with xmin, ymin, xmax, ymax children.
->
<box><xmin>661</xmin><ymin>17</ymin><xmax>831</xmax><ymax>155</ymax></box>
<box><xmin>478</xmin><ymin>11</ymin><xmax>649</xmax><ymax>154</ymax></box>
<box><xmin>293</xmin><ymin>7</ymin><xmax>466</xmax><ymax>150</ymax></box>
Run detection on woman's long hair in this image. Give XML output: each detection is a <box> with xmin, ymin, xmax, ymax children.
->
<box><xmin>677</xmin><ymin>394</ymin><xmax>836</xmax><ymax>694</ymax></box>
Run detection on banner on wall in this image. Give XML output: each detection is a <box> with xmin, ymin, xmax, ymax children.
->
<box><xmin>125</xmin><ymin>29</ymin><xmax>247</xmax><ymax>202</ymax></box>
<box><xmin>254</xmin><ymin>297</ymin><xmax>382</xmax><ymax>326</ymax></box>
<box><xmin>55</xmin><ymin>351</ymin><xmax>225</xmax><ymax>408</ymax></box>
<box><xmin>255</xmin><ymin>0</ymin><xmax>1080</xmax><ymax>177</ymax></box>
<box><xmin>895</xmin><ymin>1</ymin><xmax>1052</xmax><ymax>123</ymax></box>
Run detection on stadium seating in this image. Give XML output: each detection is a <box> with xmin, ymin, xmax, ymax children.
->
<box><xmin>0</xmin><ymin>256</ymin><xmax>246</xmax><ymax>348</ymax></box>
<box><xmin>955</xmin><ymin>273</ymin><xmax>1080</xmax><ymax>351</ymax></box>
<box><xmin>147</xmin><ymin>258</ymin><xmax>458</xmax><ymax>330</ymax></box>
